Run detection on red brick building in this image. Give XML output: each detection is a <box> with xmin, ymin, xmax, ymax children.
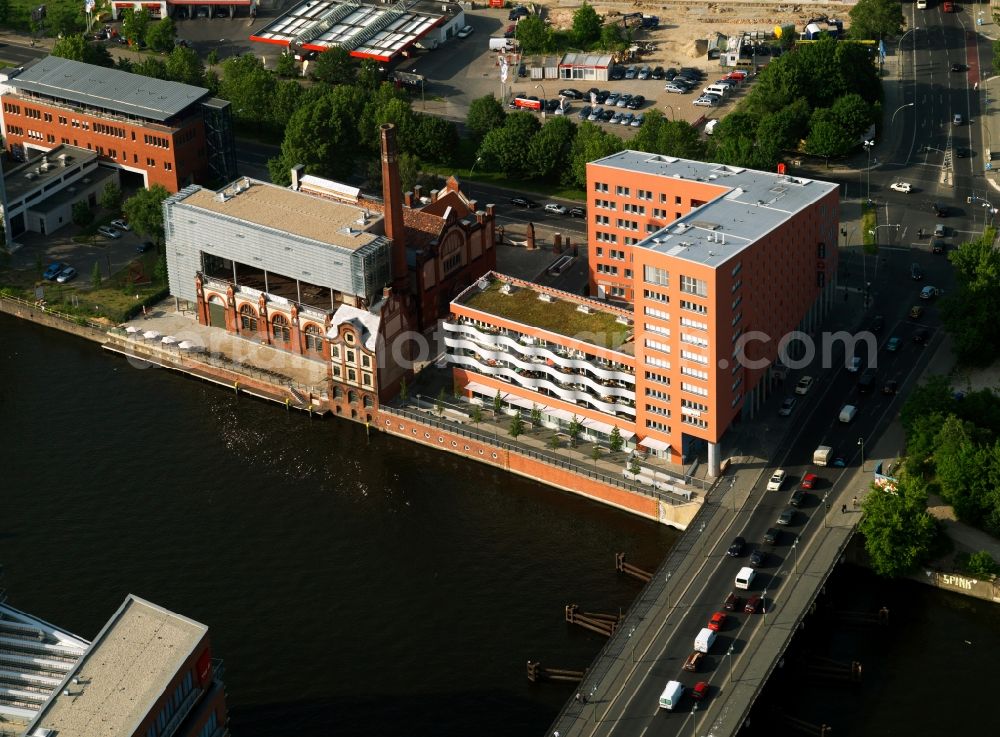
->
<box><xmin>0</xmin><ymin>56</ymin><xmax>236</xmax><ymax>192</ymax></box>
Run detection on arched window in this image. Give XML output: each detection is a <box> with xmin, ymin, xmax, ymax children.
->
<box><xmin>333</xmin><ymin>386</ymin><xmax>344</xmax><ymax>399</ymax></box>
<box><xmin>239</xmin><ymin>304</ymin><xmax>258</xmax><ymax>332</ymax></box>
<box><xmin>348</xmin><ymin>390</ymin><xmax>358</xmax><ymax>405</ymax></box>
<box><xmin>272</xmin><ymin>314</ymin><xmax>290</xmax><ymax>343</ymax></box>
<box><xmin>363</xmin><ymin>395</ymin><xmax>374</xmax><ymax>409</ymax></box>
<box><xmin>304</xmin><ymin>324</ymin><xmax>323</xmax><ymax>352</ymax></box>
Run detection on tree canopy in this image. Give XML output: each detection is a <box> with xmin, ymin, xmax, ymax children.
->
<box><xmin>859</xmin><ymin>472</ymin><xmax>937</xmax><ymax>577</ymax></box>
<box><xmin>941</xmin><ymin>227</ymin><xmax>1000</xmax><ymax>365</ymax></box>
<box><xmin>572</xmin><ymin>3</ymin><xmax>602</xmax><ymax>47</ymax></box>
<box><xmin>466</xmin><ymin>95</ymin><xmax>508</xmax><ymax>140</ymax></box>
<box><xmin>123</xmin><ymin>185</ymin><xmax>170</xmax><ymax>244</ymax></box>
<box><xmin>145</xmin><ymin>17</ymin><xmax>176</xmax><ymax>52</ymax></box>
<box><xmin>310</xmin><ymin>46</ymin><xmax>358</xmax><ymax>85</ymax></box>
<box><xmin>516</xmin><ymin>16</ymin><xmax>554</xmax><ymax>54</ymax></box>
<box><xmin>121</xmin><ymin>7</ymin><xmax>152</xmax><ymax>46</ymax></box>
<box><xmin>848</xmin><ymin>0</ymin><xmax>905</xmax><ymax>41</ymax></box>
<box><xmin>51</xmin><ymin>34</ymin><xmax>114</xmax><ymax>67</ymax></box>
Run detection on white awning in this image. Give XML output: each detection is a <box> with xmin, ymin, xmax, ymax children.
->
<box><xmin>581</xmin><ymin>417</ymin><xmax>635</xmax><ymax>439</ymax></box>
<box><xmin>545</xmin><ymin>407</ymin><xmax>578</xmax><ymax>423</ymax></box>
<box><xmin>463</xmin><ymin>381</ymin><xmax>497</xmax><ymax>397</ymax></box>
<box><xmin>504</xmin><ymin>394</ymin><xmax>536</xmax><ymax>410</ymax></box>
<box><xmin>639</xmin><ymin>437</ymin><xmax>671</xmax><ymax>451</ymax></box>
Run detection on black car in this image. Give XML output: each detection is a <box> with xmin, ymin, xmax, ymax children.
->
<box><xmin>595</xmin><ymin>90</ymin><xmax>610</xmax><ymax>104</ymax></box>
<box><xmin>883</xmin><ymin>379</ymin><xmax>899</xmax><ymax>395</ymax></box>
<box><xmin>789</xmin><ymin>489</ymin><xmax>806</xmax><ymax>507</ymax></box>
<box><xmin>568</xmin><ymin>207</ymin><xmax>586</xmax><ymax>218</ymax></box>
<box><xmin>680</xmin><ymin>67</ymin><xmax>703</xmax><ymax>79</ymax></box>
<box><xmin>932</xmin><ymin>239</ymin><xmax>947</xmax><ymax>254</ymax></box>
<box><xmin>665</xmin><ymin>67</ymin><xmax>678</xmax><ymax>80</ymax></box>
<box><xmin>510</xmin><ymin>197</ymin><xmax>539</xmax><ymax>209</ymax></box>
<box><xmin>872</xmin><ymin>315</ymin><xmax>884</xmax><ymax>332</ymax></box>
<box><xmin>858</xmin><ymin>368</ymin><xmax>877</xmax><ymax>393</ymax></box>
<box><xmin>518</xmin><ymin>63</ymin><xmax>527</xmax><ymax>77</ymax></box>
<box><xmin>763</xmin><ymin>527</ymin><xmax>780</xmax><ymax>545</ymax></box>
<box><xmin>544</xmin><ymin>98</ymin><xmax>559</xmax><ymax>113</ymax></box>
<box><xmin>956</xmin><ymin>148</ymin><xmax>971</xmax><ymax>158</ymax></box>
<box><xmin>559</xmin><ymin>88</ymin><xmax>582</xmax><ymax>100</ymax></box>
<box><xmin>600</xmin><ymin>108</ymin><xmax>615</xmax><ymax>122</ymax></box>
<box><xmin>627</xmin><ymin>94</ymin><xmax>645</xmax><ymax>110</ymax></box>
<box><xmin>651</xmin><ymin>66</ymin><xmax>665</xmax><ymax>80</ymax></box>
<box><xmin>749</xmin><ymin>547</ymin><xmax>765</xmax><ymax>567</ymax></box>
<box><xmin>137</xmin><ymin>241</ymin><xmax>154</xmax><ymax>253</ymax></box>
<box><xmin>913</xmin><ymin>328</ymin><xmax>930</xmax><ymax>343</ymax></box>
<box><xmin>727</xmin><ymin>536</ymin><xmax>746</xmax><ymax>557</ymax></box>
<box><xmin>577</xmin><ymin>105</ymin><xmax>592</xmax><ymax>120</ymax></box>
<box><xmin>933</xmin><ymin>202</ymin><xmax>949</xmax><ymax>217</ymax></box>
<box><xmin>951</xmin><ymin>63</ymin><xmax>967</xmax><ymax>72</ymax></box>
<box><xmin>609</xmin><ymin>66</ymin><xmax>625</xmax><ymax>80</ymax></box>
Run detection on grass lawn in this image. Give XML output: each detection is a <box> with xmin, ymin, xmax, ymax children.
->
<box><xmin>6</xmin><ymin>0</ymin><xmax>86</xmax><ymax>32</ymax></box>
<box><xmin>1</xmin><ymin>251</ymin><xmax>167</xmax><ymax>324</ymax></box>
<box><xmin>463</xmin><ymin>276</ymin><xmax>629</xmax><ymax>350</ymax></box>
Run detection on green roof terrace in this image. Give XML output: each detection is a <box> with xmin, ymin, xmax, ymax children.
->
<box><xmin>455</xmin><ymin>274</ymin><xmax>634</xmax><ymax>353</ymax></box>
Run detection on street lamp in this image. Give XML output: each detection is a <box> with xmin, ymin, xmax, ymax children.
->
<box><xmin>858</xmin><ymin>436</ymin><xmax>865</xmax><ymax>472</ymax></box>
<box><xmin>896</xmin><ymin>28</ymin><xmax>920</xmax><ymax>79</ymax></box>
<box><xmin>863</xmin><ymin>140</ymin><xmax>874</xmax><ymax>205</ymax></box>
<box><xmin>891</xmin><ymin>102</ymin><xmax>915</xmax><ymax>128</ymax></box>
<box><xmin>727</xmin><ymin>644</ymin><xmax>735</xmax><ymax>686</ymax></box>
<box><xmin>534</xmin><ymin>83</ymin><xmax>547</xmax><ymax>120</ymax></box>
<box><xmin>762</xmin><ymin>588</ymin><xmax>768</xmax><ymax>625</ymax></box>
<box><xmin>823</xmin><ymin>493</ymin><xmax>830</xmax><ymax>528</ymax></box>
<box><xmin>793</xmin><ymin>536</ymin><xmax>800</xmax><ymax>575</ymax></box>
<box><xmin>665</xmin><ymin>570</ymin><xmax>673</xmax><ymax>612</ymax></box>
<box><xmin>417</xmin><ymin>393</ymin><xmax>421</xmax><ymax>410</ymax></box>
<box><xmin>691</xmin><ymin>703</ymin><xmax>699</xmax><ymax>737</ymax></box>
<box><xmin>663</xmin><ymin>104</ymin><xmax>675</xmax><ymax>121</ymax></box>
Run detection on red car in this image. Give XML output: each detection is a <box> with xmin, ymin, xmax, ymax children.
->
<box><xmin>691</xmin><ymin>681</ymin><xmax>710</xmax><ymax>701</ymax></box>
<box><xmin>800</xmin><ymin>472</ymin><xmax>819</xmax><ymax>489</ymax></box>
<box><xmin>708</xmin><ymin>611</ymin><xmax>727</xmax><ymax>631</ymax></box>
<box><xmin>745</xmin><ymin>594</ymin><xmax>762</xmax><ymax>613</ymax></box>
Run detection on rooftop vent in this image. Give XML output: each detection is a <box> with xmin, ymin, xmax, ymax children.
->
<box><xmin>216</xmin><ymin>192</ymin><xmax>230</xmax><ymax>203</ymax></box>
<box><xmin>500</xmin><ymin>283</ymin><xmax>515</xmax><ymax>295</ymax></box>
<box><xmin>476</xmin><ymin>277</ymin><xmax>490</xmax><ymax>290</ymax></box>
<box><xmin>24</xmin><ymin>172</ymin><xmax>35</xmax><ymax>180</ymax></box>
<box><xmin>576</xmin><ymin>304</ymin><xmax>592</xmax><ymax>314</ymax></box>
<box><xmin>615</xmin><ymin>315</ymin><xmax>630</xmax><ymax>325</ymax></box>
<box><xmin>537</xmin><ymin>293</ymin><xmax>553</xmax><ymax>303</ymax></box>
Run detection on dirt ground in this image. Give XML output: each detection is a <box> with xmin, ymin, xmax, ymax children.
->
<box><xmin>543</xmin><ymin>1</ymin><xmax>857</xmax><ymax>72</ymax></box>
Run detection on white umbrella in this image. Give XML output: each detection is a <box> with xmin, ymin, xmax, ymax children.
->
<box><xmin>178</xmin><ymin>340</ymin><xmax>199</xmax><ymax>350</ymax></box>
<box><xmin>161</xmin><ymin>335</ymin><xmax>178</xmax><ymax>345</ymax></box>
<box><xmin>125</xmin><ymin>325</ymin><xmax>142</xmax><ymax>334</ymax></box>
<box><xmin>142</xmin><ymin>330</ymin><xmax>160</xmax><ymax>340</ymax></box>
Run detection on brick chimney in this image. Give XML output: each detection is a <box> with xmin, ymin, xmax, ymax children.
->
<box><xmin>380</xmin><ymin>123</ymin><xmax>407</xmax><ymax>291</ymax></box>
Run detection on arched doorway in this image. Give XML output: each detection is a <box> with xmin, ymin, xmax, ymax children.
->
<box><xmin>207</xmin><ymin>295</ymin><xmax>227</xmax><ymax>329</ymax></box>
<box><xmin>239</xmin><ymin>303</ymin><xmax>258</xmax><ymax>333</ymax></box>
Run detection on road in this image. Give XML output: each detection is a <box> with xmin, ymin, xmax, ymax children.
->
<box><xmin>554</xmin><ymin>9</ymin><xmax>979</xmax><ymax>736</ymax></box>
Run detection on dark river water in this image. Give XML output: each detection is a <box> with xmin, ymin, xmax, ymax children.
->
<box><xmin>1</xmin><ymin>314</ymin><xmax>996</xmax><ymax>737</ymax></box>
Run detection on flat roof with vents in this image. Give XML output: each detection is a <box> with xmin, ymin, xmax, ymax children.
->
<box><xmin>591</xmin><ymin>151</ymin><xmax>839</xmax><ymax>268</ymax></box>
<box><xmin>26</xmin><ymin>596</ymin><xmax>207</xmax><ymax>737</ymax></box>
<box><xmin>7</xmin><ymin>56</ymin><xmax>209</xmax><ymax>122</ymax></box>
<box><xmin>178</xmin><ymin>178</ymin><xmax>385</xmax><ymax>252</ymax></box>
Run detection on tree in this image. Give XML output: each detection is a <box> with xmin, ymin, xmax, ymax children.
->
<box><xmin>805</xmin><ymin>108</ymin><xmax>856</xmax><ymax>161</ymax></box>
<box><xmin>509</xmin><ymin>412</ymin><xmax>524</xmax><ymax>438</ymax></box>
<box><xmin>630</xmin><ymin>111</ymin><xmax>706</xmax><ymax>160</ymax></box>
<box><xmin>132</xmin><ymin>58</ymin><xmax>168</xmax><ymax>80</ymax></box>
<box><xmin>568</xmin><ymin>415</ymin><xmax>582</xmax><ymax>446</ymax></box>
<box><xmin>933</xmin><ymin>414</ymin><xmax>985</xmax><ymax>522</ymax></box>
<box><xmin>49</xmin><ymin>4</ymin><xmax>83</xmax><ymax>37</ymax></box>
<box><xmin>411</xmin><ymin>114</ymin><xmax>458</xmax><ymax>164</ymax></box>
<box><xmin>145</xmin><ymin>17</ymin><xmax>176</xmax><ymax>52</ymax></box>
<box><xmin>121</xmin><ymin>8</ymin><xmax>152</xmax><ymax>47</ymax></box>
<box><xmin>516</xmin><ymin>16</ymin><xmax>554</xmax><ymax>54</ymax></box>
<box><xmin>399</xmin><ymin>377</ymin><xmax>408</xmax><ymax>401</ymax></box>
<box><xmin>547</xmin><ymin>434</ymin><xmax>561</xmax><ymax>450</ymax></box>
<box><xmin>91</xmin><ymin>261</ymin><xmax>102</xmax><ymax>289</ymax></box>
<box><xmin>961</xmin><ymin>550</ymin><xmax>1000</xmax><ymax>578</ymax></box>
<box><xmin>859</xmin><ymin>473</ymin><xmax>936</xmax><ymax>577</ymax></box>
<box><xmin>51</xmin><ymin>34</ymin><xmax>114</xmax><ymax>67</ymax></box>
<box><xmin>628</xmin><ymin>457</ymin><xmax>641</xmax><ymax>476</ymax></box>
<box><xmin>100</xmin><ymin>182</ymin><xmax>122</xmax><ymax>212</ymax></box>
<box><xmin>310</xmin><ymin>46</ymin><xmax>357</xmax><ymax>85</ymax></box>
<box><xmin>276</xmin><ymin>53</ymin><xmax>297</xmax><ymax>78</ymax></box>
<box><xmin>572</xmin><ymin>3</ymin><xmax>602</xmax><ymax>47</ymax></box>
<box><xmin>478</xmin><ymin>111</ymin><xmax>541</xmax><ymax>177</ymax></box>
<box><xmin>832</xmin><ymin>93</ymin><xmax>876</xmax><ymax>139</ymax></box>
<box><xmin>493</xmin><ymin>390</ymin><xmax>503</xmax><ymax>416</ymax></box>
<box><xmin>754</xmin><ymin>98</ymin><xmax>811</xmax><ymax>152</ymax></box>
<box><xmin>0</xmin><ymin>0</ymin><xmax>11</xmax><ymax>25</ymax></box>
<box><xmin>471</xmin><ymin>404</ymin><xmax>483</xmax><ymax>426</ymax></box>
<box><xmin>357</xmin><ymin>60</ymin><xmax>382</xmax><ymax>90</ymax></box>
<box><xmin>435</xmin><ymin>388</ymin><xmax>446</xmax><ymax>416</ymax></box>
<box><xmin>568</xmin><ymin>122</ymin><xmax>624</xmax><ymax>188</ymax></box>
<box><xmin>527</xmin><ymin>116</ymin><xmax>576</xmax><ymax>181</ymax></box>
<box><xmin>610</xmin><ymin>426</ymin><xmax>623</xmax><ymax>454</ymax></box>
<box><xmin>591</xmin><ymin>444</ymin><xmax>602</xmax><ymax>466</ymax></box>
<box><xmin>366</xmin><ymin>150</ymin><xmax>422</xmax><ymax>193</ymax></box>
<box><xmin>220</xmin><ymin>54</ymin><xmax>278</xmax><ymax>128</ymax></box>
<box><xmin>942</xmin><ymin>228</ymin><xmax>1000</xmax><ymax>364</ymax></box>
<box><xmin>164</xmin><ymin>46</ymin><xmax>205</xmax><ymax>86</ymax></box>
<box><xmin>271</xmin><ymin>79</ymin><xmax>306</xmax><ymax>130</ymax></box>
<box><xmin>466</xmin><ymin>95</ymin><xmax>507</xmax><ymax>140</ymax></box>
<box><xmin>530</xmin><ymin>404</ymin><xmax>542</xmax><ymax>428</ymax></box>
<box><xmin>72</xmin><ymin>201</ymin><xmax>93</xmax><ymax>228</ymax></box>
<box><xmin>206</xmin><ymin>49</ymin><xmax>219</xmax><ymax>66</ymax></box>
<box><xmin>900</xmin><ymin>375</ymin><xmax>954</xmax><ymax>434</ymax></box>
<box><xmin>848</xmin><ymin>0</ymin><xmax>904</xmax><ymax>41</ymax></box>
<box><xmin>599</xmin><ymin>22</ymin><xmax>625</xmax><ymax>52</ymax></box>
<box><xmin>122</xmin><ymin>185</ymin><xmax>170</xmax><ymax>244</ymax></box>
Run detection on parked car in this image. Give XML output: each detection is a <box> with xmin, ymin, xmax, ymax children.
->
<box><xmin>766</xmin><ymin>469</ymin><xmax>786</xmax><ymax>491</ymax></box>
<box><xmin>727</xmin><ymin>536</ymin><xmax>746</xmax><ymax>557</ymax></box>
<box><xmin>934</xmin><ymin>223</ymin><xmax>946</xmax><ymax>237</ymax></box>
<box><xmin>610</xmin><ymin>110</ymin><xmax>624</xmax><ymax>124</ymax></box>
<box><xmin>778</xmin><ymin>396</ymin><xmax>797</xmax><ymax>416</ymax></box>
<box><xmin>600</xmin><ymin>108</ymin><xmax>615</xmax><ymax>122</ymax></box>
<box><xmin>627</xmin><ymin>94</ymin><xmax>645</xmax><ymax>109</ymax></box>
<box><xmin>111</xmin><ymin>218</ymin><xmax>130</xmax><ymax>231</ymax></box>
<box><xmin>609</xmin><ymin>66</ymin><xmax>625</xmax><ymax>80</ymax></box>
<box><xmin>920</xmin><ymin>285</ymin><xmax>938</xmax><ymax>300</ymax></box>
<box><xmin>932</xmin><ymin>239</ymin><xmax>947</xmax><ymax>254</ymax></box>
<box><xmin>651</xmin><ymin>66</ymin><xmax>665</xmax><ymax>79</ymax></box>
<box><xmin>664</xmin><ymin>83</ymin><xmax>688</xmax><ymax>94</ymax></box>
<box><xmin>577</xmin><ymin>105</ymin><xmax>592</xmax><ymax>120</ymax></box>
<box><xmin>510</xmin><ymin>197</ymin><xmax>538</xmax><ymax>209</ymax></box>
<box><xmin>137</xmin><ymin>241</ymin><xmax>154</xmax><ymax>253</ymax></box>
<box><xmin>594</xmin><ymin>90</ymin><xmax>610</xmax><ymax>104</ymax></box>
<box><xmin>911</xmin><ymin>263</ymin><xmax>924</xmax><ymax>280</ymax></box>
<box><xmin>886</xmin><ymin>336</ymin><xmax>901</xmax><ymax>351</ymax></box>
<box><xmin>889</xmin><ymin>181</ymin><xmax>912</xmax><ymax>193</ymax></box>
<box><xmin>795</xmin><ymin>376</ymin><xmax>814</xmax><ymax>395</ymax></box>
<box><xmin>631</xmin><ymin>113</ymin><xmax>644</xmax><ymax>127</ymax></box>
<box><xmin>97</xmin><ymin>225</ymin><xmax>121</xmax><ymax>239</ymax></box>
<box><xmin>616</xmin><ymin>94</ymin><xmax>632</xmax><ymax>108</ymax></box>
<box><xmin>693</xmin><ymin>96</ymin><xmax>718</xmax><ymax>107</ymax></box>
<box><xmin>624</xmin><ymin>66</ymin><xmax>638</xmax><ymax>80</ymax></box>
<box><xmin>55</xmin><ymin>266</ymin><xmax>77</xmax><ymax>283</ymax></box>
<box><xmin>544</xmin><ymin>203</ymin><xmax>567</xmax><ymax>215</ymax></box>
<box><xmin>933</xmin><ymin>202</ymin><xmax>949</xmax><ymax>217</ymax></box>
<box><xmin>588</xmin><ymin>106</ymin><xmax>604</xmax><ymax>121</ymax></box>
<box><xmin>883</xmin><ymin>379</ymin><xmax>899</xmax><ymax>395</ymax></box>
<box><xmin>664</xmin><ymin>67</ymin><xmax>678</xmax><ymax>80</ymax></box>
<box><xmin>559</xmin><ymin>88</ymin><xmax>582</xmax><ymax>99</ymax></box>
<box><xmin>605</xmin><ymin>91</ymin><xmax>620</xmax><ymax>106</ymax></box>
<box><xmin>43</xmin><ymin>262</ymin><xmax>68</xmax><ymax>281</ymax></box>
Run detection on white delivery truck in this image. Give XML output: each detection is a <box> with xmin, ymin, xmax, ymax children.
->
<box><xmin>735</xmin><ymin>566</ymin><xmax>755</xmax><ymax>590</ymax></box>
<box><xmin>694</xmin><ymin>627</ymin><xmax>717</xmax><ymax>653</ymax></box>
<box><xmin>813</xmin><ymin>445</ymin><xmax>832</xmax><ymax>466</ymax></box>
<box><xmin>658</xmin><ymin>680</ymin><xmax>684</xmax><ymax>710</ymax></box>
<box><xmin>489</xmin><ymin>37</ymin><xmax>512</xmax><ymax>51</ymax></box>
<box><xmin>839</xmin><ymin>404</ymin><xmax>857</xmax><ymax>423</ymax></box>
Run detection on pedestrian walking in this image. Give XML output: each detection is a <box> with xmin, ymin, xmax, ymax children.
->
<box><xmin>853</xmin><ymin>496</ymin><xmax>859</xmax><ymax>509</ymax></box>
<box><xmin>842</xmin><ymin>503</ymin><xmax>847</xmax><ymax>514</ymax></box>
<box><xmin>575</xmin><ymin>692</ymin><xmax>582</xmax><ymax>703</ymax></box>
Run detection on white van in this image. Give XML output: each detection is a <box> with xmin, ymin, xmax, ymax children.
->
<box><xmin>658</xmin><ymin>680</ymin><xmax>684</xmax><ymax>710</ymax></box>
<box><xmin>735</xmin><ymin>566</ymin><xmax>755</xmax><ymax>590</ymax></box>
<box><xmin>916</xmin><ymin>0</ymin><xmax>927</xmax><ymax>8</ymax></box>
<box><xmin>489</xmin><ymin>37</ymin><xmax>512</xmax><ymax>51</ymax></box>
<box><xmin>703</xmin><ymin>84</ymin><xmax>730</xmax><ymax>98</ymax></box>
<box><xmin>839</xmin><ymin>404</ymin><xmax>857</xmax><ymax>423</ymax></box>
<box><xmin>694</xmin><ymin>627</ymin><xmax>717</xmax><ymax>653</ymax></box>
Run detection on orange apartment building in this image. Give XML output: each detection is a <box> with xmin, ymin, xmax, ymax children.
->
<box><xmin>448</xmin><ymin>153</ymin><xmax>840</xmax><ymax>475</ymax></box>
<box><xmin>0</xmin><ymin>56</ymin><xmax>236</xmax><ymax>192</ymax></box>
